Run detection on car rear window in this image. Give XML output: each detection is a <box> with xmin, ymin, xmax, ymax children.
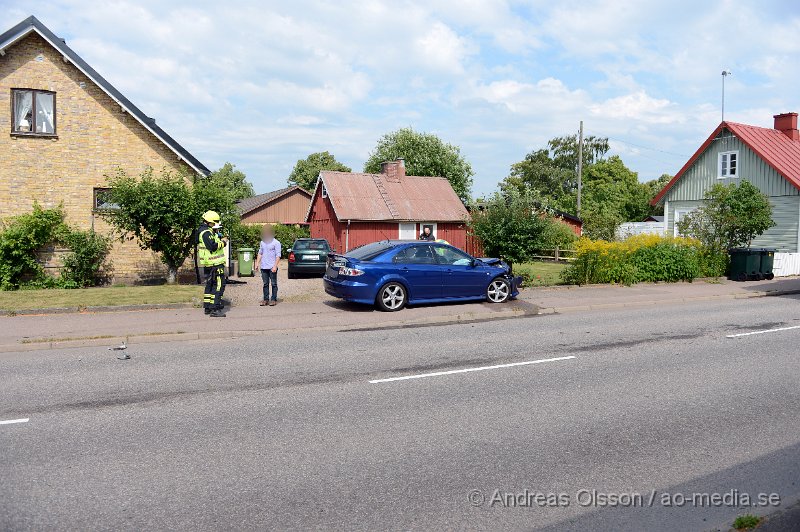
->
<box><xmin>294</xmin><ymin>240</ymin><xmax>328</xmax><ymax>251</ymax></box>
<box><xmin>345</xmin><ymin>241</ymin><xmax>395</xmax><ymax>261</ymax></box>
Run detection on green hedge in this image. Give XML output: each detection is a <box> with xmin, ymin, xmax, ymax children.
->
<box><xmin>561</xmin><ymin>234</ymin><xmax>728</xmax><ymax>286</ymax></box>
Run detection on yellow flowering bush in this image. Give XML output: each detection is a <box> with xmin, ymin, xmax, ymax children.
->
<box><xmin>561</xmin><ymin>234</ymin><xmax>716</xmax><ymax>285</ymax></box>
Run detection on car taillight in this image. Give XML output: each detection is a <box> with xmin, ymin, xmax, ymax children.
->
<box><xmin>288</xmin><ymin>252</ymin><xmax>295</xmax><ymax>263</ymax></box>
<box><xmin>338</xmin><ymin>266</ymin><xmax>364</xmax><ymax>276</ymax></box>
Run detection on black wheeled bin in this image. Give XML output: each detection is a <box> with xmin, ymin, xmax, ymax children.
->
<box><xmin>728</xmin><ymin>248</ymin><xmax>762</xmax><ymax>281</ymax></box>
<box><xmin>759</xmin><ymin>248</ymin><xmax>776</xmax><ymax>280</ymax></box>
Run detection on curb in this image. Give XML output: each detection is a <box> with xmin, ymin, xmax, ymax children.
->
<box><xmin>1</xmin><ymin>288</ymin><xmax>798</xmax><ymax>354</ymax></box>
<box><xmin>4</xmin><ymin>302</ymin><xmax>195</xmax><ymax>317</ymax></box>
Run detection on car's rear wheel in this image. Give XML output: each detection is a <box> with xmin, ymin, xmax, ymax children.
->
<box><xmin>376</xmin><ymin>282</ymin><xmax>407</xmax><ymax>312</ymax></box>
<box><xmin>486</xmin><ymin>278</ymin><xmax>510</xmax><ymax>303</ymax></box>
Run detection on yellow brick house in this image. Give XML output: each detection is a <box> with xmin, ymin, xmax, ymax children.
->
<box><xmin>0</xmin><ymin>16</ymin><xmax>210</xmax><ymax>281</ymax></box>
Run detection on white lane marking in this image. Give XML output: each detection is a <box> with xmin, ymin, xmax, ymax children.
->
<box><xmin>726</xmin><ymin>325</ymin><xmax>800</xmax><ymax>338</ymax></box>
<box><xmin>0</xmin><ymin>418</ymin><xmax>29</xmax><ymax>425</ymax></box>
<box><xmin>369</xmin><ymin>355</ymin><xmax>576</xmax><ymax>384</ymax></box>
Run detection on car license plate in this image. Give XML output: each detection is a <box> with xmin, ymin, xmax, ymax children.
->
<box><xmin>304</xmin><ymin>254</ymin><xmax>320</xmax><ymax>260</ymax></box>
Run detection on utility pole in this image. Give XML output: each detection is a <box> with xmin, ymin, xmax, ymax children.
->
<box><xmin>721</xmin><ymin>70</ymin><xmax>731</xmax><ymax>122</ymax></box>
<box><xmin>577</xmin><ymin>120</ymin><xmax>584</xmax><ymax>218</ymax></box>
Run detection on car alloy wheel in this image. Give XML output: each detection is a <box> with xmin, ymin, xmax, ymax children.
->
<box><xmin>487</xmin><ymin>278</ymin><xmax>510</xmax><ymax>303</ymax></box>
<box><xmin>378</xmin><ymin>282</ymin><xmax>407</xmax><ymax>311</ymax></box>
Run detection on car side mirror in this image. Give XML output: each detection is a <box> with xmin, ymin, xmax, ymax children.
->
<box><xmin>470</xmin><ymin>259</ymin><xmax>478</xmax><ymax>268</ymax></box>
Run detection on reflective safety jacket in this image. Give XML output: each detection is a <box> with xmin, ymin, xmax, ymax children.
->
<box><xmin>198</xmin><ymin>224</ymin><xmax>226</xmax><ymax>267</ymax></box>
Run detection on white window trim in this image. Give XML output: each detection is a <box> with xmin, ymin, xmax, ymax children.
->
<box><xmin>718</xmin><ymin>150</ymin><xmax>739</xmax><ymax>179</ymax></box>
<box><xmin>321</xmin><ymin>183</ymin><xmax>328</xmax><ymax>198</ymax></box>
<box><xmin>420</xmin><ymin>222</ymin><xmax>437</xmax><ymax>239</ymax></box>
<box><xmin>398</xmin><ymin>222</ymin><xmax>416</xmax><ymax>240</ymax></box>
<box><xmin>673</xmin><ymin>208</ymin><xmax>694</xmax><ymax>237</ymax></box>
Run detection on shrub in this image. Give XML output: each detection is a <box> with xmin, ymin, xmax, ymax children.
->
<box><xmin>561</xmin><ymin>234</ymin><xmax>723</xmax><ymax>286</ymax></box>
<box><xmin>0</xmin><ymin>205</ymin><xmax>65</xmax><ymax>290</ymax></box>
<box><xmin>59</xmin><ymin>229</ymin><xmax>112</xmax><ymax>287</ymax></box>
<box><xmin>273</xmin><ymin>224</ymin><xmax>311</xmax><ymax>258</ymax></box>
<box><xmin>470</xmin><ymin>191</ymin><xmax>577</xmax><ymax>263</ymax></box>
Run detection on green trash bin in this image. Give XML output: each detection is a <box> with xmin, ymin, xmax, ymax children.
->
<box><xmin>759</xmin><ymin>248</ymin><xmax>776</xmax><ymax>280</ymax></box>
<box><xmin>729</xmin><ymin>248</ymin><xmax>761</xmax><ymax>281</ymax></box>
<box><xmin>238</xmin><ymin>248</ymin><xmax>255</xmax><ymax>277</ymax></box>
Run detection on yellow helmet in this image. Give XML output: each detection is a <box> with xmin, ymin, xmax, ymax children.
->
<box><xmin>202</xmin><ymin>210</ymin><xmax>221</xmax><ymax>225</ymax></box>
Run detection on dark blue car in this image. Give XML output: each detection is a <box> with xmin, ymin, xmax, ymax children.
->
<box><xmin>323</xmin><ymin>240</ymin><xmax>521</xmax><ymax>311</ymax></box>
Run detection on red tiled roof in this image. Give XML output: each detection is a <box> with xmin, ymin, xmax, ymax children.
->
<box><xmin>311</xmin><ymin>171</ymin><xmax>469</xmax><ymax>222</ymax></box>
<box><xmin>651</xmin><ymin>121</ymin><xmax>800</xmax><ymax>205</ymax></box>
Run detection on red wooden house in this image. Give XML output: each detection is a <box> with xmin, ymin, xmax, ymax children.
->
<box><xmin>306</xmin><ymin>159</ymin><xmax>475</xmax><ymax>253</ymax></box>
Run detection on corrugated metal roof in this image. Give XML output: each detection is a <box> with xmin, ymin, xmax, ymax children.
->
<box><xmin>236</xmin><ymin>186</ymin><xmax>310</xmax><ymax>215</ymax></box>
<box><xmin>652</xmin><ymin>120</ymin><xmax>800</xmax><ymax>204</ymax></box>
<box><xmin>318</xmin><ymin>171</ymin><xmax>469</xmax><ymax>222</ymax></box>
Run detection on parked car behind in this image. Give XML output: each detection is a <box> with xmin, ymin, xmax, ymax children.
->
<box><xmin>288</xmin><ymin>238</ymin><xmax>331</xmax><ymax>279</ymax></box>
<box><xmin>324</xmin><ymin>240</ymin><xmax>521</xmax><ymax>311</ymax></box>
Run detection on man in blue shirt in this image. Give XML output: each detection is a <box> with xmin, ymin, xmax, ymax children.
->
<box><xmin>255</xmin><ymin>225</ymin><xmax>281</xmax><ymax>306</ymax></box>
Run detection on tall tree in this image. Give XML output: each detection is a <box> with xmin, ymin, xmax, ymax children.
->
<box><xmin>205</xmin><ymin>162</ymin><xmax>254</xmax><ymax>201</ymax></box>
<box><xmin>288</xmin><ymin>151</ymin><xmax>351</xmax><ymax>191</ymax></box>
<box><xmin>644</xmin><ymin>173</ymin><xmax>672</xmax><ymax>216</ymax></box>
<box><xmin>364</xmin><ymin>128</ymin><xmax>473</xmax><ymax>202</ymax></box>
<box><xmin>500</xmin><ymin>134</ymin><xmax>610</xmax><ymax>213</ymax></box>
<box><xmin>102</xmin><ymin>168</ymin><xmax>237</xmax><ymax>283</ymax></box>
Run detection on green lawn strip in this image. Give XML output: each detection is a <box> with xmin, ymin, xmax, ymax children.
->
<box><xmin>0</xmin><ymin>284</ymin><xmax>203</xmax><ymax>311</ymax></box>
<box><xmin>514</xmin><ymin>261</ymin><xmax>569</xmax><ymax>287</ymax></box>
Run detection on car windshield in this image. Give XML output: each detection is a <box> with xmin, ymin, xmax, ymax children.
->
<box><xmin>293</xmin><ymin>240</ymin><xmax>328</xmax><ymax>251</ymax></box>
<box><xmin>346</xmin><ymin>241</ymin><xmax>394</xmax><ymax>261</ymax></box>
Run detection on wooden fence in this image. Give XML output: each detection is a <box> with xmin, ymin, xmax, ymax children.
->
<box><xmin>528</xmin><ymin>247</ymin><xmax>578</xmax><ymax>262</ymax></box>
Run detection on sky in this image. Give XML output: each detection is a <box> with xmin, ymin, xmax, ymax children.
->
<box><xmin>2</xmin><ymin>0</ymin><xmax>799</xmax><ymax>197</ymax></box>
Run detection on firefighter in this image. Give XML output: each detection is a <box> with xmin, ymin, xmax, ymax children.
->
<box><xmin>197</xmin><ymin>211</ymin><xmax>227</xmax><ymax>317</ymax></box>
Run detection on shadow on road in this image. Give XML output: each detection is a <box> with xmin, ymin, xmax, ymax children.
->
<box><xmin>539</xmin><ymin>441</ymin><xmax>800</xmax><ymax>532</ymax></box>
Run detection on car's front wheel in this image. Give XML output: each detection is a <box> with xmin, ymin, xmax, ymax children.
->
<box><xmin>376</xmin><ymin>282</ymin><xmax>407</xmax><ymax>312</ymax></box>
<box><xmin>486</xmin><ymin>278</ymin><xmax>510</xmax><ymax>303</ymax></box>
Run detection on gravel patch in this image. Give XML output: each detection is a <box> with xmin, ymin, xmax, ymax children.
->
<box><xmin>224</xmin><ymin>268</ymin><xmax>334</xmax><ymax>307</ymax></box>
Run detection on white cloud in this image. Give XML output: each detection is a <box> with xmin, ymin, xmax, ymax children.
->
<box><xmin>1</xmin><ymin>0</ymin><xmax>798</xmax><ymax>195</ymax></box>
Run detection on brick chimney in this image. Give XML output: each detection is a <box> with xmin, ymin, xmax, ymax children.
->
<box><xmin>380</xmin><ymin>158</ymin><xmax>406</xmax><ymax>182</ymax></box>
<box><xmin>774</xmin><ymin>112</ymin><xmax>799</xmax><ymax>141</ymax></box>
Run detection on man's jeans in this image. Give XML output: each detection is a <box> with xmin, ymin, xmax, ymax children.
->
<box><xmin>261</xmin><ymin>269</ymin><xmax>278</xmax><ymax>301</ymax></box>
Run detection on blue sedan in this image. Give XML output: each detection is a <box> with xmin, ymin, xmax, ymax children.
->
<box><xmin>323</xmin><ymin>240</ymin><xmax>522</xmax><ymax>311</ymax></box>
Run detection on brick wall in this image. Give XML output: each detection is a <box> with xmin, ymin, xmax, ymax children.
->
<box><xmin>0</xmin><ymin>32</ymin><xmax>199</xmax><ymax>282</ymax></box>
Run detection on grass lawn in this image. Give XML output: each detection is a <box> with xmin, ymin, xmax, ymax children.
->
<box><xmin>514</xmin><ymin>261</ymin><xmax>569</xmax><ymax>287</ymax></box>
<box><xmin>0</xmin><ymin>284</ymin><xmax>203</xmax><ymax>312</ymax></box>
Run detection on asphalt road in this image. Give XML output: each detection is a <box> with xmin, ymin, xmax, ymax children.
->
<box><xmin>2</xmin><ymin>294</ymin><xmax>800</xmax><ymax>531</ymax></box>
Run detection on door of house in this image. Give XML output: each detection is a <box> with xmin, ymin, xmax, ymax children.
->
<box><xmin>399</xmin><ymin>223</ymin><xmax>417</xmax><ymax>240</ymax></box>
<box><xmin>420</xmin><ymin>222</ymin><xmax>437</xmax><ymax>239</ymax></box>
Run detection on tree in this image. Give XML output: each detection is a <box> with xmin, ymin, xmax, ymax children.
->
<box><xmin>677</xmin><ymin>180</ymin><xmax>775</xmax><ymax>251</ymax></box>
<box><xmin>205</xmin><ymin>162</ymin><xmax>255</xmax><ymax>202</ymax></box>
<box><xmin>364</xmin><ymin>128</ymin><xmax>473</xmax><ymax>202</ymax></box>
<box><xmin>500</xmin><ymin>134</ymin><xmax>610</xmax><ymax>213</ymax></box>
<box><xmin>102</xmin><ymin>168</ymin><xmax>237</xmax><ymax>283</ymax></box>
<box><xmin>470</xmin><ymin>191</ymin><xmax>577</xmax><ymax>263</ymax></box>
<box><xmin>288</xmin><ymin>151</ymin><xmax>351</xmax><ymax>191</ymax></box>
<box><xmin>644</xmin><ymin>173</ymin><xmax>672</xmax><ymax>216</ymax></box>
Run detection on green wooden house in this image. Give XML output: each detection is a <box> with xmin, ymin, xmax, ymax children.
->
<box><xmin>652</xmin><ymin>112</ymin><xmax>800</xmax><ymax>276</ymax></box>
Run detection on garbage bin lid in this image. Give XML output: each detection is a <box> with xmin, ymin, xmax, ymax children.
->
<box><xmin>238</xmin><ymin>248</ymin><xmax>255</xmax><ymax>252</ymax></box>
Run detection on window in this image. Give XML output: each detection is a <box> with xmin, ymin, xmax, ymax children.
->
<box><xmin>393</xmin><ymin>245</ymin><xmax>437</xmax><ymax>264</ymax></box>
<box><xmin>718</xmin><ymin>150</ymin><xmax>738</xmax><ymax>178</ymax></box>
<box><xmin>673</xmin><ymin>209</ymin><xmax>694</xmax><ymax>237</ymax></box>
<box><xmin>12</xmin><ymin>89</ymin><xmax>56</xmax><ymax>135</ymax></box>
<box><xmin>433</xmin><ymin>245</ymin><xmax>473</xmax><ymax>266</ymax></box>
<box><xmin>398</xmin><ymin>223</ymin><xmax>416</xmax><ymax>240</ymax></box>
<box><xmin>321</xmin><ymin>183</ymin><xmax>328</xmax><ymax>198</ymax></box>
<box><xmin>420</xmin><ymin>222</ymin><xmax>437</xmax><ymax>239</ymax></box>
<box><xmin>93</xmin><ymin>188</ymin><xmax>119</xmax><ymax>211</ymax></box>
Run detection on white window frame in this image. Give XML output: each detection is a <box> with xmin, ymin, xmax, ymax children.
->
<box><xmin>321</xmin><ymin>183</ymin><xmax>328</xmax><ymax>198</ymax></box>
<box><xmin>420</xmin><ymin>222</ymin><xmax>437</xmax><ymax>239</ymax></box>
<box><xmin>718</xmin><ymin>150</ymin><xmax>739</xmax><ymax>179</ymax></box>
<box><xmin>673</xmin><ymin>209</ymin><xmax>694</xmax><ymax>236</ymax></box>
<box><xmin>398</xmin><ymin>222</ymin><xmax>416</xmax><ymax>240</ymax></box>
